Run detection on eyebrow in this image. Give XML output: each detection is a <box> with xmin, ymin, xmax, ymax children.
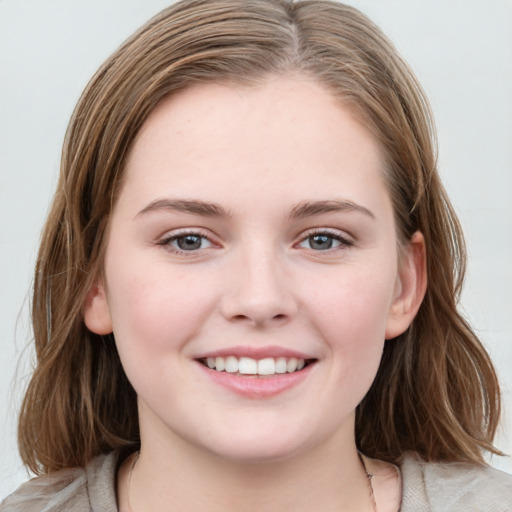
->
<box><xmin>136</xmin><ymin>199</ymin><xmax>231</xmax><ymax>218</ymax></box>
<box><xmin>288</xmin><ymin>200</ymin><xmax>375</xmax><ymax>220</ymax></box>
<box><xmin>135</xmin><ymin>198</ymin><xmax>374</xmax><ymax>221</ymax></box>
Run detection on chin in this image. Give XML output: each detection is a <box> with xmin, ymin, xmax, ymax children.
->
<box><xmin>207</xmin><ymin>441</ymin><xmax>305</xmax><ymax>465</ymax></box>
<box><xmin>194</xmin><ymin>423</ymin><xmax>317</xmax><ymax>466</ymax></box>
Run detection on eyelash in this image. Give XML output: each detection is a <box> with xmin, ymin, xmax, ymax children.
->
<box><xmin>297</xmin><ymin>229</ymin><xmax>354</xmax><ymax>252</ymax></box>
<box><xmin>157</xmin><ymin>229</ymin><xmax>216</xmax><ymax>255</ymax></box>
<box><xmin>156</xmin><ymin>228</ymin><xmax>353</xmax><ymax>256</ymax></box>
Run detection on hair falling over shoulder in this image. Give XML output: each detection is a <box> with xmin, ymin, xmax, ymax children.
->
<box><xmin>18</xmin><ymin>0</ymin><xmax>501</xmax><ymax>475</ymax></box>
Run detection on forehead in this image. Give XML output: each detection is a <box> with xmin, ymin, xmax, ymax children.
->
<box><xmin>120</xmin><ymin>75</ymin><xmax>390</xmax><ymax>216</ymax></box>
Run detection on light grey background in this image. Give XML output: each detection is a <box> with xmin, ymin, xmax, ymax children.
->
<box><xmin>1</xmin><ymin>0</ymin><xmax>511</xmax><ymax>498</ymax></box>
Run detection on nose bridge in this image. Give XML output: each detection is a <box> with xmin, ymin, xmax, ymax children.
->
<box><xmin>221</xmin><ymin>240</ymin><xmax>296</xmax><ymax>325</ymax></box>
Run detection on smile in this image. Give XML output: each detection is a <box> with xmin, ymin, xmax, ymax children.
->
<box><xmin>201</xmin><ymin>356</ymin><xmax>311</xmax><ymax>376</ymax></box>
<box><xmin>197</xmin><ymin>358</ymin><xmax>316</xmax><ymax>398</ymax></box>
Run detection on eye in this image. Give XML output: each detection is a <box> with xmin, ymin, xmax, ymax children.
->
<box><xmin>159</xmin><ymin>232</ymin><xmax>214</xmax><ymax>253</ymax></box>
<box><xmin>297</xmin><ymin>231</ymin><xmax>352</xmax><ymax>251</ymax></box>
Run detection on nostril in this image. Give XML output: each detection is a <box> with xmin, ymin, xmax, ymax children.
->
<box><xmin>229</xmin><ymin>312</ymin><xmax>289</xmax><ymax>325</ymax></box>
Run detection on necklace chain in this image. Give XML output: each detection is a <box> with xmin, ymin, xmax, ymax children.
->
<box><xmin>126</xmin><ymin>451</ymin><xmax>139</xmax><ymax>512</ymax></box>
<box><xmin>126</xmin><ymin>451</ymin><xmax>378</xmax><ymax>512</ymax></box>
<box><xmin>359</xmin><ymin>452</ymin><xmax>378</xmax><ymax>512</ymax></box>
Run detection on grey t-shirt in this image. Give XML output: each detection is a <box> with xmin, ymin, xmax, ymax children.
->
<box><xmin>2</xmin><ymin>451</ymin><xmax>512</xmax><ymax>511</ymax></box>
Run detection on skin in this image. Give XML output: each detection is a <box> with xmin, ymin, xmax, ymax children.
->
<box><xmin>84</xmin><ymin>75</ymin><xmax>426</xmax><ymax>511</ymax></box>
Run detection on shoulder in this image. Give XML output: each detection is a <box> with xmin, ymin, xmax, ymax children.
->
<box><xmin>400</xmin><ymin>453</ymin><xmax>512</xmax><ymax>512</ymax></box>
<box><xmin>0</xmin><ymin>452</ymin><xmax>119</xmax><ymax>512</ymax></box>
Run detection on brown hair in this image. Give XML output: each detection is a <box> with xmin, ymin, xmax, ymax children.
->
<box><xmin>19</xmin><ymin>0</ymin><xmax>501</xmax><ymax>474</ymax></box>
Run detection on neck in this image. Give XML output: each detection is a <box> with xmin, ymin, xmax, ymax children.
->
<box><xmin>119</xmin><ymin>426</ymin><xmax>374</xmax><ymax>512</ymax></box>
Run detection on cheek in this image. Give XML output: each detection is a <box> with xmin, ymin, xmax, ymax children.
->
<box><xmin>328</xmin><ymin>272</ymin><xmax>395</xmax><ymax>403</ymax></box>
<box><xmin>104</xmin><ymin>257</ymin><xmax>216</xmax><ymax>371</ymax></box>
<box><xmin>309</xmin><ymin>264</ymin><xmax>396</xmax><ymax>361</ymax></box>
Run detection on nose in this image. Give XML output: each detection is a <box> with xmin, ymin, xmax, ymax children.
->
<box><xmin>219</xmin><ymin>247</ymin><xmax>297</xmax><ymax>327</ymax></box>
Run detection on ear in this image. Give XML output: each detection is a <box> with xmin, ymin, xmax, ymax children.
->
<box><xmin>385</xmin><ymin>231</ymin><xmax>427</xmax><ymax>340</ymax></box>
<box><xmin>83</xmin><ymin>277</ymin><xmax>113</xmax><ymax>335</ymax></box>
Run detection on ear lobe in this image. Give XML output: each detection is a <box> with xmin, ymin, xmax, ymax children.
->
<box><xmin>83</xmin><ymin>277</ymin><xmax>113</xmax><ymax>335</ymax></box>
<box><xmin>385</xmin><ymin>231</ymin><xmax>427</xmax><ymax>340</ymax></box>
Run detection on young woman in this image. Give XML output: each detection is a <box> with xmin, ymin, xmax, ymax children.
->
<box><xmin>2</xmin><ymin>1</ymin><xmax>511</xmax><ymax>510</ymax></box>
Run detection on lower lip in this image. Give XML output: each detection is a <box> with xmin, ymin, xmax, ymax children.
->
<box><xmin>196</xmin><ymin>362</ymin><xmax>315</xmax><ymax>399</ymax></box>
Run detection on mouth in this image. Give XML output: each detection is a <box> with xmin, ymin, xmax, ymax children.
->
<box><xmin>195</xmin><ymin>347</ymin><xmax>318</xmax><ymax>398</ymax></box>
<box><xmin>198</xmin><ymin>356</ymin><xmax>317</xmax><ymax>377</ymax></box>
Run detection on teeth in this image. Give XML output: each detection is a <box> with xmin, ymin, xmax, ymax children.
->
<box><xmin>203</xmin><ymin>356</ymin><xmax>309</xmax><ymax>375</ymax></box>
<box><xmin>225</xmin><ymin>356</ymin><xmax>238</xmax><ymax>373</ymax></box>
<box><xmin>257</xmin><ymin>358</ymin><xmax>275</xmax><ymax>375</ymax></box>
<box><xmin>239</xmin><ymin>357</ymin><xmax>258</xmax><ymax>374</ymax></box>
<box><xmin>215</xmin><ymin>356</ymin><xmax>225</xmax><ymax>372</ymax></box>
<box><xmin>286</xmin><ymin>357</ymin><xmax>298</xmax><ymax>372</ymax></box>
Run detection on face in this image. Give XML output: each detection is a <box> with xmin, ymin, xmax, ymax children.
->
<box><xmin>85</xmin><ymin>75</ymin><xmax>424</xmax><ymax>463</ymax></box>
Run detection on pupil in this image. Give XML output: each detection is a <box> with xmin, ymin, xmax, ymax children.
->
<box><xmin>310</xmin><ymin>235</ymin><xmax>333</xmax><ymax>250</ymax></box>
<box><xmin>177</xmin><ymin>235</ymin><xmax>202</xmax><ymax>250</ymax></box>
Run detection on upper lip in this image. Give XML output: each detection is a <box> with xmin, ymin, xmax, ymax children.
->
<box><xmin>194</xmin><ymin>345</ymin><xmax>315</xmax><ymax>360</ymax></box>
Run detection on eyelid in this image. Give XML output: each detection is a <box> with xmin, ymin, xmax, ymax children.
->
<box><xmin>295</xmin><ymin>227</ymin><xmax>354</xmax><ymax>250</ymax></box>
<box><xmin>156</xmin><ymin>228</ymin><xmax>220</xmax><ymax>255</ymax></box>
<box><xmin>154</xmin><ymin>226</ymin><xmax>353</xmax><ymax>256</ymax></box>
